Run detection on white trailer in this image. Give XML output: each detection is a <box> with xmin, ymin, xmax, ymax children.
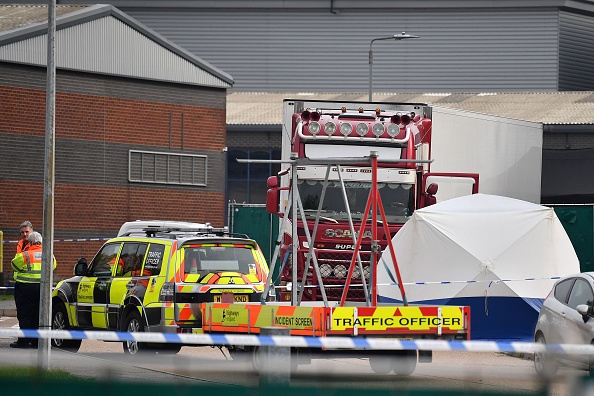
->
<box><xmin>423</xmin><ymin>106</ymin><xmax>543</xmax><ymax>203</ymax></box>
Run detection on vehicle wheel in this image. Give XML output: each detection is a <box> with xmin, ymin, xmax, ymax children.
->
<box><xmin>122</xmin><ymin>309</ymin><xmax>151</xmax><ymax>355</ymax></box>
<box><xmin>534</xmin><ymin>334</ymin><xmax>558</xmax><ymax>377</ymax></box>
<box><xmin>391</xmin><ymin>350</ymin><xmax>417</xmax><ymax>376</ymax></box>
<box><xmin>369</xmin><ymin>355</ymin><xmax>392</xmax><ymax>374</ymax></box>
<box><xmin>250</xmin><ymin>346</ymin><xmax>296</xmax><ymax>373</ymax></box>
<box><xmin>51</xmin><ymin>302</ymin><xmax>82</xmax><ymax>352</ymax></box>
<box><xmin>252</xmin><ymin>346</ymin><xmax>262</xmax><ymax>371</ymax></box>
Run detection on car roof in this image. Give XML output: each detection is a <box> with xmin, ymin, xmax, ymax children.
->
<box><xmin>116</xmin><ymin>220</ymin><xmax>253</xmax><ymax>245</ymax></box>
<box><xmin>117</xmin><ymin>220</ymin><xmax>208</xmax><ymax>237</ymax></box>
<box><xmin>557</xmin><ymin>272</ymin><xmax>594</xmax><ymax>282</ymax></box>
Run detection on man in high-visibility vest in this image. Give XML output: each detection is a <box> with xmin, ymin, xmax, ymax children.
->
<box><xmin>13</xmin><ymin>221</ymin><xmax>34</xmax><ymax>323</ymax></box>
<box><xmin>10</xmin><ymin>231</ymin><xmax>57</xmax><ymax>349</ymax></box>
<box><xmin>16</xmin><ymin>220</ymin><xmax>33</xmax><ymax>253</ymax></box>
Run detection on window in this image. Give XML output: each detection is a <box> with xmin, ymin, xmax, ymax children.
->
<box><xmin>89</xmin><ymin>243</ymin><xmax>121</xmax><ymax>277</ymax></box>
<box><xmin>226</xmin><ymin>148</ymin><xmax>281</xmax><ymax>204</ymax></box>
<box><xmin>144</xmin><ymin>244</ymin><xmax>165</xmax><ymax>276</ymax></box>
<box><xmin>116</xmin><ymin>243</ymin><xmax>148</xmax><ymax>277</ymax></box>
<box><xmin>567</xmin><ymin>278</ymin><xmax>594</xmax><ymax>310</ymax></box>
<box><xmin>129</xmin><ymin>150</ymin><xmax>207</xmax><ymax>186</ymax></box>
<box><xmin>555</xmin><ymin>278</ymin><xmax>575</xmax><ymax>303</ymax></box>
<box><xmin>183</xmin><ymin>245</ymin><xmax>257</xmax><ymax>276</ymax></box>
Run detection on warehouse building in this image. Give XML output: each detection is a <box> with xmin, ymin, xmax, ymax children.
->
<box><xmin>0</xmin><ymin>4</ymin><xmax>232</xmax><ymax>281</ymax></box>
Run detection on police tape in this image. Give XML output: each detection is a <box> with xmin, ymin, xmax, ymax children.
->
<box><xmin>0</xmin><ymin>328</ymin><xmax>591</xmax><ymax>355</ymax></box>
<box><xmin>2</xmin><ymin>237</ymin><xmax>111</xmax><ymax>244</ymax></box>
<box><xmin>0</xmin><ymin>287</ymin><xmax>14</xmax><ymax>290</ymax></box>
<box><xmin>276</xmin><ymin>276</ymin><xmax>563</xmax><ymax>290</ymax></box>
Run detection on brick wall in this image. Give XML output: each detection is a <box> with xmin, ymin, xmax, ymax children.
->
<box><xmin>0</xmin><ymin>63</ymin><xmax>227</xmax><ymax>283</ymax></box>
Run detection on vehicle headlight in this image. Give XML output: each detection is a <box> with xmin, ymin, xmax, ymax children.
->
<box><xmin>334</xmin><ymin>264</ymin><xmax>347</xmax><ymax>279</ymax></box>
<box><xmin>387</xmin><ymin>124</ymin><xmax>400</xmax><ymax>137</ymax></box>
<box><xmin>352</xmin><ymin>265</ymin><xmax>361</xmax><ymax>279</ymax></box>
<box><xmin>286</xmin><ymin>282</ymin><xmax>292</xmax><ymax>292</ymax></box>
<box><xmin>324</xmin><ymin>121</ymin><xmax>336</xmax><ymax>136</ymax></box>
<box><xmin>356</xmin><ymin>123</ymin><xmax>368</xmax><ymax>136</ymax></box>
<box><xmin>308</xmin><ymin>121</ymin><xmax>320</xmax><ymax>135</ymax></box>
<box><xmin>372</xmin><ymin>123</ymin><xmax>384</xmax><ymax>137</ymax></box>
<box><xmin>363</xmin><ymin>266</ymin><xmax>370</xmax><ymax>280</ymax></box>
<box><xmin>340</xmin><ymin>122</ymin><xmax>352</xmax><ymax>137</ymax></box>
<box><xmin>320</xmin><ymin>263</ymin><xmax>332</xmax><ymax>278</ymax></box>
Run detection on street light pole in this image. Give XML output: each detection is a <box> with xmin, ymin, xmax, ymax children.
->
<box><xmin>368</xmin><ymin>32</ymin><xmax>420</xmax><ymax>102</ymax></box>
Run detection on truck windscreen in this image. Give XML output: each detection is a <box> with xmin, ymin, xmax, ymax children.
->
<box><xmin>297</xmin><ymin>180</ymin><xmax>414</xmax><ymax>223</ymax></box>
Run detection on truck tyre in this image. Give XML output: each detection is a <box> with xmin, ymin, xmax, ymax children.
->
<box><xmin>391</xmin><ymin>350</ymin><xmax>417</xmax><ymax>376</ymax></box>
<box><xmin>251</xmin><ymin>346</ymin><xmax>296</xmax><ymax>373</ymax></box>
<box><xmin>51</xmin><ymin>302</ymin><xmax>82</xmax><ymax>352</ymax></box>
<box><xmin>122</xmin><ymin>309</ymin><xmax>151</xmax><ymax>355</ymax></box>
<box><xmin>534</xmin><ymin>334</ymin><xmax>558</xmax><ymax>377</ymax></box>
<box><xmin>369</xmin><ymin>355</ymin><xmax>392</xmax><ymax>374</ymax></box>
<box><xmin>252</xmin><ymin>346</ymin><xmax>262</xmax><ymax>371</ymax></box>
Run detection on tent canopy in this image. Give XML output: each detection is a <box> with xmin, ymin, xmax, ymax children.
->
<box><xmin>377</xmin><ymin>193</ymin><xmax>580</xmax><ymax>340</ymax></box>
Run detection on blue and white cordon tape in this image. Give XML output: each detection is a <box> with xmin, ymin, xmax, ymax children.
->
<box><xmin>0</xmin><ymin>328</ymin><xmax>591</xmax><ymax>355</ymax></box>
<box><xmin>276</xmin><ymin>277</ymin><xmax>563</xmax><ymax>290</ymax></box>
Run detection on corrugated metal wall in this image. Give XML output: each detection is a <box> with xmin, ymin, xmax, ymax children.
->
<box><xmin>559</xmin><ymin>11</ymin><xmax>594</xmax><ymax>91</ymax></box>
<box><xmin>122</xmin><ymin>7</ymin><xmax>562</xmax><ymax>92</ymax></box>
<box><xmin>0</xmin><ymin>15</ymin><xmax>231</xmax><ymax>88</ymax></box>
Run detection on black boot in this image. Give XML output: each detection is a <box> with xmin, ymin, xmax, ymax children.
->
<box><xmin>10</xmin><ymin>339</ymin><xmax>30</xmax><ymax>349</ymax></box>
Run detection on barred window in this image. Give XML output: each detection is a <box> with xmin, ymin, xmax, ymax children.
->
<box><xmin>129</xmin><ymin>150</ymin><xmax>207</xmax><ymax>186</ymax></box>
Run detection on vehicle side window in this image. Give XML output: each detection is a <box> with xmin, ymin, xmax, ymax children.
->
<box><xmin>554</xmin><ymin>278</ymin><xmax>575</xmax><ymax>304</ymax></box>
<box><xmin>567</xmin><ymin>279</ymin><xmax>594</xmax><ymax>310</ymax></box>
<box><xmin>89</xmin><ymin>243</ymin><xmax>121</xmax><ymax>277</ymax></box>
<box><xmin>143</xmin><ymin>243</ymin><xmax>165</xmax><ymax>276</ymax></box>
<box><xmin>115</xmin><ymin>243</ymin><xmax>148</xmax><ymax>277</ymax></box>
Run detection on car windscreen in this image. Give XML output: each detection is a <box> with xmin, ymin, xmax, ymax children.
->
<box><xmin>183</xmin><ymin>245</ymin><xmax>258</xmax><ymax>276</ymax></box>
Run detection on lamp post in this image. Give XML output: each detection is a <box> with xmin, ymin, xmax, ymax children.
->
<box><xmin>369</xmin><ymin>32</ymin><xmax>419</xmax><ymax>102</ymax></box>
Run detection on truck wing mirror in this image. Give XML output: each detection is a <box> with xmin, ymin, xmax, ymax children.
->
<box><xmin>267</xmin><ymin>176</ymin><xmax>279</xmax><ymax>188</ymax></box>
<box><xmin>424</xmin><ymin>183</ymin><xmax>438</xmax><ymax>206</ymax></box>
<box><xmin>266</xmin><ymin>176</ymin><xmax>283</xmax><ymax>216</ymax></box>
<box><xmin>266</xmin><ymin>187</ymin><xmax>282</xmax><ymax>217</ymax></box>
<box><xmin>426</xmin><ymin>183</ymin><xmax>438</xmax><ymax>195</ymax></box>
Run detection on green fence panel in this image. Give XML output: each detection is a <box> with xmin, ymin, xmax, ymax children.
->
<box><xmin>551</xmin><ymin>205</ymin><xmax>594</xmax><ymax>273</ymax></box>
<box><xmin>0</xmin><ymin>377</ymin><xmax>547</xmax><ymax>396</ymax></box>
<box><xmin>228</xmin><ymin>204</ymin><xmax>280</xmax><ymax>282</ymax></box>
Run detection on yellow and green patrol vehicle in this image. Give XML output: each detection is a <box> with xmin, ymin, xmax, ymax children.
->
<box><xmin>50</xmin><ymin>221</ymin><xmax>269</xmax><ymax>354</ymax></box>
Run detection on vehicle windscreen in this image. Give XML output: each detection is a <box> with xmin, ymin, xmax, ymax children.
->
<box><xmin>298</xmin><ymin>180</ymin><xmax>414</xmax><ymax>223</ymax></box>
<box><xmin>183</xmin><ymin>245</ymin><xmax>259</xmax><ymax>276</ymax></box>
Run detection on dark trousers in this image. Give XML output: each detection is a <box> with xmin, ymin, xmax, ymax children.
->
<box><xmin>15</xmin><ymin>282</ymin><xmax>41</xmax><ymax>346</ymax></box>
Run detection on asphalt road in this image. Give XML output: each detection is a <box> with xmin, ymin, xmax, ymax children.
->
<box><xmin>0</xmin><ymin>315</ymin><xmax>586</xmax><ymax>395</ymax></box>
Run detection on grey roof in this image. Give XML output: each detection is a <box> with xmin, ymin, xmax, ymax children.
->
<box><xmin>0</xmin><ymin>4</ymin><xmax>233</xmax><ymax>88</ymax></box>
<box><xmin>227</xmin><ymin>92</ymin><xmax>594</xmax><ymax>126</ymax></box>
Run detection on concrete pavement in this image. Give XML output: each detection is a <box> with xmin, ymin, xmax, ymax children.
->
<box><xmin>0</xmin><ymin>298</ymin><xmax>17</xmax><ymax>317</ymax></box>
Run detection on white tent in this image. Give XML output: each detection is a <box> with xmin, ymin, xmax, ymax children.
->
<box><xmin>377</xmin><ymin>193</ymin><xmax>580</xmax><ymax>340</ymax></box>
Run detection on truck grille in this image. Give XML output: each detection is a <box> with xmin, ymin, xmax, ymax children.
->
<box><xmin>303</xmin><ymin>249</ymin><xmax>371</xmax><ymax>301</ymax></box>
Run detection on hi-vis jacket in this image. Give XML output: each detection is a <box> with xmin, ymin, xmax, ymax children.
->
<box><xmin>16</xmin><ymin>238</ymin><xmax>30</xmax><ymax>253</ymax></box>
<box><xmin>11</xmin><ymin>244</ymin><xmax>57</xmax><ymax>283</ymax></box>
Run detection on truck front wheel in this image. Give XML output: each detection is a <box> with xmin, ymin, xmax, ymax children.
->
<box><xmin>391</xmin><ymin>350</ymin><xmax>417</xmax><ymax>376</ymax></box>
<box><xmin>369</xmin><ymin>355</ymin><xmax>392</xmax><ymax>374</ymax></box>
